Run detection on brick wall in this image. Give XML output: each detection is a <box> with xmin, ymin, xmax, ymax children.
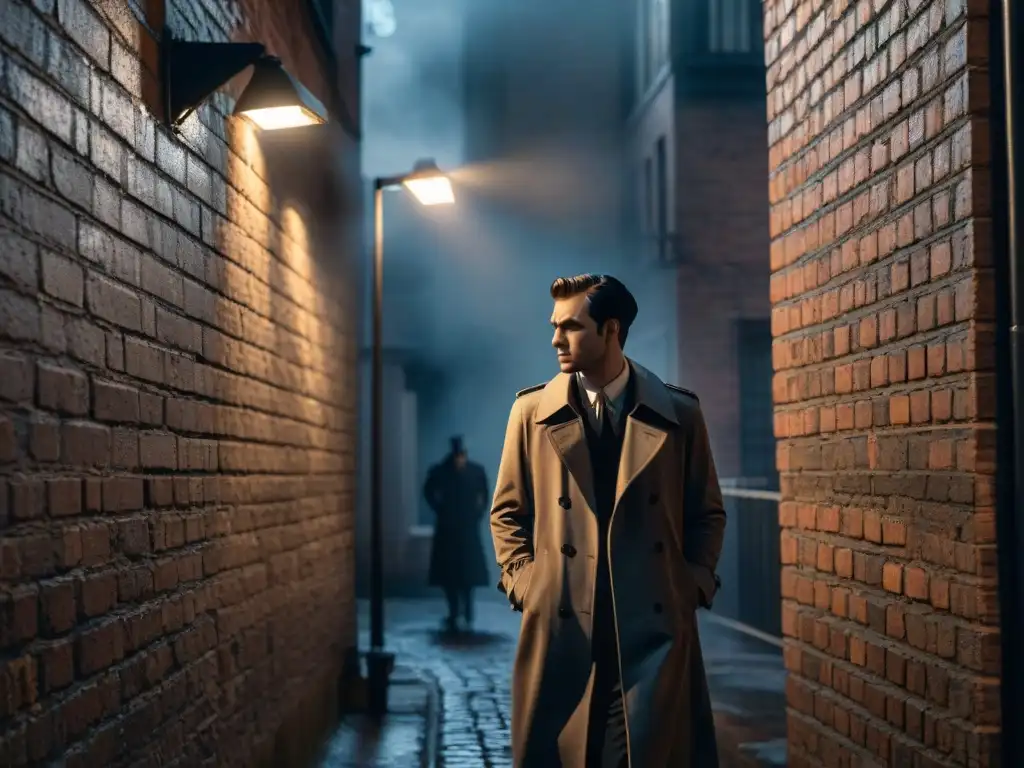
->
<box><xmin>0</xmin><ymin>0</ymin><xmax>361</xmax><ymax>765</ymax></box>
<box><xmin>675</xmin><ymin>102</ymin><xmax>772</xmax><ymax>478</ymax></box>
<box><xmin>763</xmin><ymin>0</ymin><xmax>1000</xmax><ymax>766</ymax></box>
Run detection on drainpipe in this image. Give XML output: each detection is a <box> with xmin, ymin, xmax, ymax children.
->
<box><xmin>990</xmin><ymin>0</ymin><xmax>1024</xmax><ymax>763</ymax></box>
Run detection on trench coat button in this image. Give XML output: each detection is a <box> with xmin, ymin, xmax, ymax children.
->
<box><xmin>648</xmin><ymin>492</ymin><xmax>659</xmax><ymax>505</ymax></box>
<box><xmin>653</xmin><ymin>541</ymin><xmax>664</xmax><ymax>554</ymax></box>
<box><xmin>653</xmin><ymin>602</ymin><xmax>663</xmax><ymax>614</ymax></box>
<box><xmin>558</xmin><ymin>606</ymin><xmax>572</xmax><ymax>618</ymax></box>
<box><xmin>558</xmin><ymin>497</ymin><xmax>572</xmax><ymax>509</ymax></box>
<box><xmin>560</xmin><ymin>543</ymin><xmax>577</xmax><ymax>557</ymax></box>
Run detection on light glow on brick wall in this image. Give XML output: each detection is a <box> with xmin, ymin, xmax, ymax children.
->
<box><xmin>0</xmin><ymin>0</ymin><xmax>359</xmax><ymax>762</ymax></box>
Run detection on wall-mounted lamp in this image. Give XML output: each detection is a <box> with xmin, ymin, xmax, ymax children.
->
<box><xmin>161</xmin><ymin>29</ymin><xmax>328</xmax><ymax>131</ymax></box>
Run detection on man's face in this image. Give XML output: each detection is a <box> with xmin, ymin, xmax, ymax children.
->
<box><xmin>550</xmin><ymin>293</ymin><xmax>617</xmax><ymax>374</ymax></box>
<box><xmin>454</xmin><ymin>452</ymin><xmax>467</xmax><ymax>470</ymax></box>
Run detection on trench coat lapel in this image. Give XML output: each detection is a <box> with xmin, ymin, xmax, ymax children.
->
<box><xmin>535</xmin><ymin>373</ymin><xmax>597</xmax><ymax>513</ymax></box>
<box><xmin>614</xmin><ymin>361</ymin><xmax>679</xmax><ymax>511</ymax></box>
<box><xmin>533</xmin><ymin>362</ymin><xmax>679</xmax><ymax>516</ymax></box>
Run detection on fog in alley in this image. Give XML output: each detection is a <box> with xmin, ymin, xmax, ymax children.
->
<box><xmin>358</xmin><ymin>0</ymin><xmax>678</xmax><ymax>552</ymax></box>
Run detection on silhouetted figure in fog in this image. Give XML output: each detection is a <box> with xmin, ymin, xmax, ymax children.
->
<box><xmin>490</xmin><ymin>274</ymin><xmax>725</xmax><ymax>767</ymax></box>
<box><xmin>424</xmin><ymin>436</ymin><xmax>491</xmax><ymax>632</ymax></box>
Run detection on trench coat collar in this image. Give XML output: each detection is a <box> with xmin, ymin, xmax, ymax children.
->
<box><xmin>533</xmin><ymin>358</ymin><xmax>678</xmax><ymax>426</ymax></box>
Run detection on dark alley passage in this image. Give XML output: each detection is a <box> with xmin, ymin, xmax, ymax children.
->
<box><xmin>1</xmin><ymin>0</ymin><xmax>1022</xmax><ymax>766</ymax></box>
<box><xmin>319</xmin><ymin>595</ymin><xmax>787</xmax><ymax>768</ymax></box>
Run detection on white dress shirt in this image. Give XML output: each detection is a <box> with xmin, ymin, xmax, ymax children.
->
<box><xmin>576</xmin><ymin>362</ymin><xmax>631</xmax><ymax>433</ymax></box>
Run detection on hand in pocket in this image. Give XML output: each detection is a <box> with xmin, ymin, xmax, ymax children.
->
<box><xmin>511</xmin><ymin>563</ymin><xmax>534</xmax><ymax>611</ymax></box>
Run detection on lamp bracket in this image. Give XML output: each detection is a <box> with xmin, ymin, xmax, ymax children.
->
<box><xmin>375</xmin><ymin>174</ymin><xmax>407</xmax><ymax>190</ymax></box>
<box><xmin>161</xmin><ymin>27</ymin><xmax>267</xmax><ymax>129</ymax></box>
<box><xmin>375</xmin><ymin>158</ymin><xmax>445</xmax><ymax>190</ymax></box>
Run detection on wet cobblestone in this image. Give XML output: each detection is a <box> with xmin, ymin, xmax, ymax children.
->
<box><xmin>321</xmin><ymin>594</ymin><xmax>787</xmax><ymax>767</ymax></box>
<box><xmin>319</xmin><ymin>667</ymin><xmax>436</xmax><ymax>768</ymax></box>
<box><xmin>375</xmin><ymin>600</ymin><xmax>518</xmax><ymax>768</ymax></box>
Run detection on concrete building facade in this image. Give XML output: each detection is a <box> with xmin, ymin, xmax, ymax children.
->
<box><xmin>625</xmin><ymin>0</ymin><xmax>775</xmax><ymax>483</ymax></box>
<box><xmin>0</xmin><ymin>0</ymin><xmax>363</xmax><ymax>764</ymax></box>
<box><xmin>621</xmin><ymin>0</ymin><xmax>781</xmax><ymax>634</ymax></box>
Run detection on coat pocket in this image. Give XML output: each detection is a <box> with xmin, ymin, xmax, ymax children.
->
<box><xmin>511</xmin><ymin>561</ymin><xmax>535</xmax><ymax>611</ymax></box>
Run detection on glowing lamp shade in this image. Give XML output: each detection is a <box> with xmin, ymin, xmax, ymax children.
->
<box><xmin>240</xmin><ymin>106</ymin><xmax>322</xmax><ymax>130</ymax></box>
<box><xmin>233</xmin><ymin>56</ymin><xmax>327</xmax><ymax>131</ymax></box>
<box><xmin>403</xmin><ymin>176</ymin><xmax>455</xmax><ymax>206</ymax></box>
<box><xmin>401</xmin><ymin>160</ymin><xmax>455</xmax><ymax>206</ymax></box>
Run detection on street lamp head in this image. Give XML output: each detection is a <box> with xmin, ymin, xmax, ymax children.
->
<box><xmin>233</xmin><ymin>56</ymin><xmax>328</xmax><ymax>130</ymax></box>
<box><xmin>402</xmin><ymin>158</ymin><xmax>455</xmax><ymax>206</ymax></box>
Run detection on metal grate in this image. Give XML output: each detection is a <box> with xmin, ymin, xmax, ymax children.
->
<box><xmin>736</xmin><ymin>318</ymin><xmax>778</xmax><ymax>485</ymax></box>
<box><xmin>717</xmin><ymin>488</ymin><xmax>783</xmax><ymax>638</ymax></box>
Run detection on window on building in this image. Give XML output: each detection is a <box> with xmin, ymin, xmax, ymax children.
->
<box><xmin>620</xmin><ymin>0</ymin><xmax>637</xmax><ymax>118</ymax></box>
<box><xmin>628</xmin><ymin>167</ymin><xmax>643</xmax><ymax>237</ymax></box>
<box><xmin>655</xmin><ymin>135</ymin><xmax>668</xmax><ymax>256</ymax></box>
<box><xmin>655</xmin><ymin>137</ymin><xmax>671</xmax><ymax>231</ymax></box>
<box><xmin>653</xmin><ymin>0</ymin><xmax>669</xmax><ymax>71</ymax></box>
<box><xmin>643</xmin><ymin>156</ymin><xmax>654</xmax><ymax>235</ymax></box>
<box><xmin>635</xmin><ymin>0</ymin><xmax>671</xmax><ymax>98</ymax></box>
<box><xmin>707</xmin><ymin>0</ymin><xmax>756</xmax><ymax>54</ymax></box>
<box><xmin>638</xmin><ymin>0</ymin><xmax>651</xmax><ymax>92</ymax></box>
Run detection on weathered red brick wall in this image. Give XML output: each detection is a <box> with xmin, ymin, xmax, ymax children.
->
<box><xmin>675</xmin><ymin>102</ymin><xmax>772</xmax><ymax>478</ymax></box>
<box><xmin>764</xmin><ymin>0</ymin><xmax>1000</xmax><ymax>765</ymax></box>
<box><xmin>0</xmin><ymin>0</ymin><xmax>361</xmax><ymax>765</ymax></box>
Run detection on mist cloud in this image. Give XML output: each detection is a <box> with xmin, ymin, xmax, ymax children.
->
<box><xmin>360</xmin><ymin>0</ymin><xmax>678</xmax><ymax>524</ymax></box>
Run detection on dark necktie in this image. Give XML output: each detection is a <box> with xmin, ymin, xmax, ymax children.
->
<box><xmin>596</xmin><ymin>392</ymin><xmax>613</xmax><ymax>438</ymax></box>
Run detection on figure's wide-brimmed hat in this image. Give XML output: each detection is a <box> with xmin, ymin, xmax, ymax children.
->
<box><xmin>450</xmin><ymin>435</ymin><xmax>465</xmax><ymax>454</ymax></box>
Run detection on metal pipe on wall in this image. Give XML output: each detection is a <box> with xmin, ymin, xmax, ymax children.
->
<box><xmin>990</xmin><ymin>0</ymin><xmax>1024</xmax><ymax>762</ymax></box>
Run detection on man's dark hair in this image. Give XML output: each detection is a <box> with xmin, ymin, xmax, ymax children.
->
<box><xmin>549</xmin><ymin>274</ymin><xmax>638</xmax><ymax>347</ymax></box>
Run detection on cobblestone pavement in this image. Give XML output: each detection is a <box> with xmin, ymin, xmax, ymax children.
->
<box><xmin>322</xmin><ymin>593</ymin><xmax>787</xmax><ymax>767</ymax></box>
<box><xmin>318</xmin><ymin>664</ymin><xmax>437</xmax><ymax>768</ymax></box>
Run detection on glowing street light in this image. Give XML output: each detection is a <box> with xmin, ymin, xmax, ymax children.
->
<box><xmin>366</xmin><ymin>158</ymin><xmax>454</xmax><ymax>717</ymax></box>
<box><xmin>400</xmin><ymin>159</ymin><xmax>456</xmax><ymax>206</ymax></box>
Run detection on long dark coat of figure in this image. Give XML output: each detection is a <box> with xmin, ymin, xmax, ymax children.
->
<box><xmin>491</xmin><ymin>360</ymin><xmax>726</xmax><ymax>768</ymax></box>
<box><xmin>425</xmin><ymin>456</ymin><xmax>492</xmax><ymax>589</ymax></box>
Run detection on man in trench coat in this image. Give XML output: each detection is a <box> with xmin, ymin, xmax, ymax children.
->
<box><xmin>490</xmin><ymin>274</ymin><xmax>726</xmax><ymax>767</ymax></box>
<box><xmin>424</xmin><ymin>436</ymin><xmax>491</xmax><ymax>631</ymax></box>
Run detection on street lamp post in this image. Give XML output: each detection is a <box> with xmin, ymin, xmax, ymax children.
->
<box><xmin>366</xmin><ymin>158</ymin><xmax>455</xmax><ymax>718</ymax></box>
